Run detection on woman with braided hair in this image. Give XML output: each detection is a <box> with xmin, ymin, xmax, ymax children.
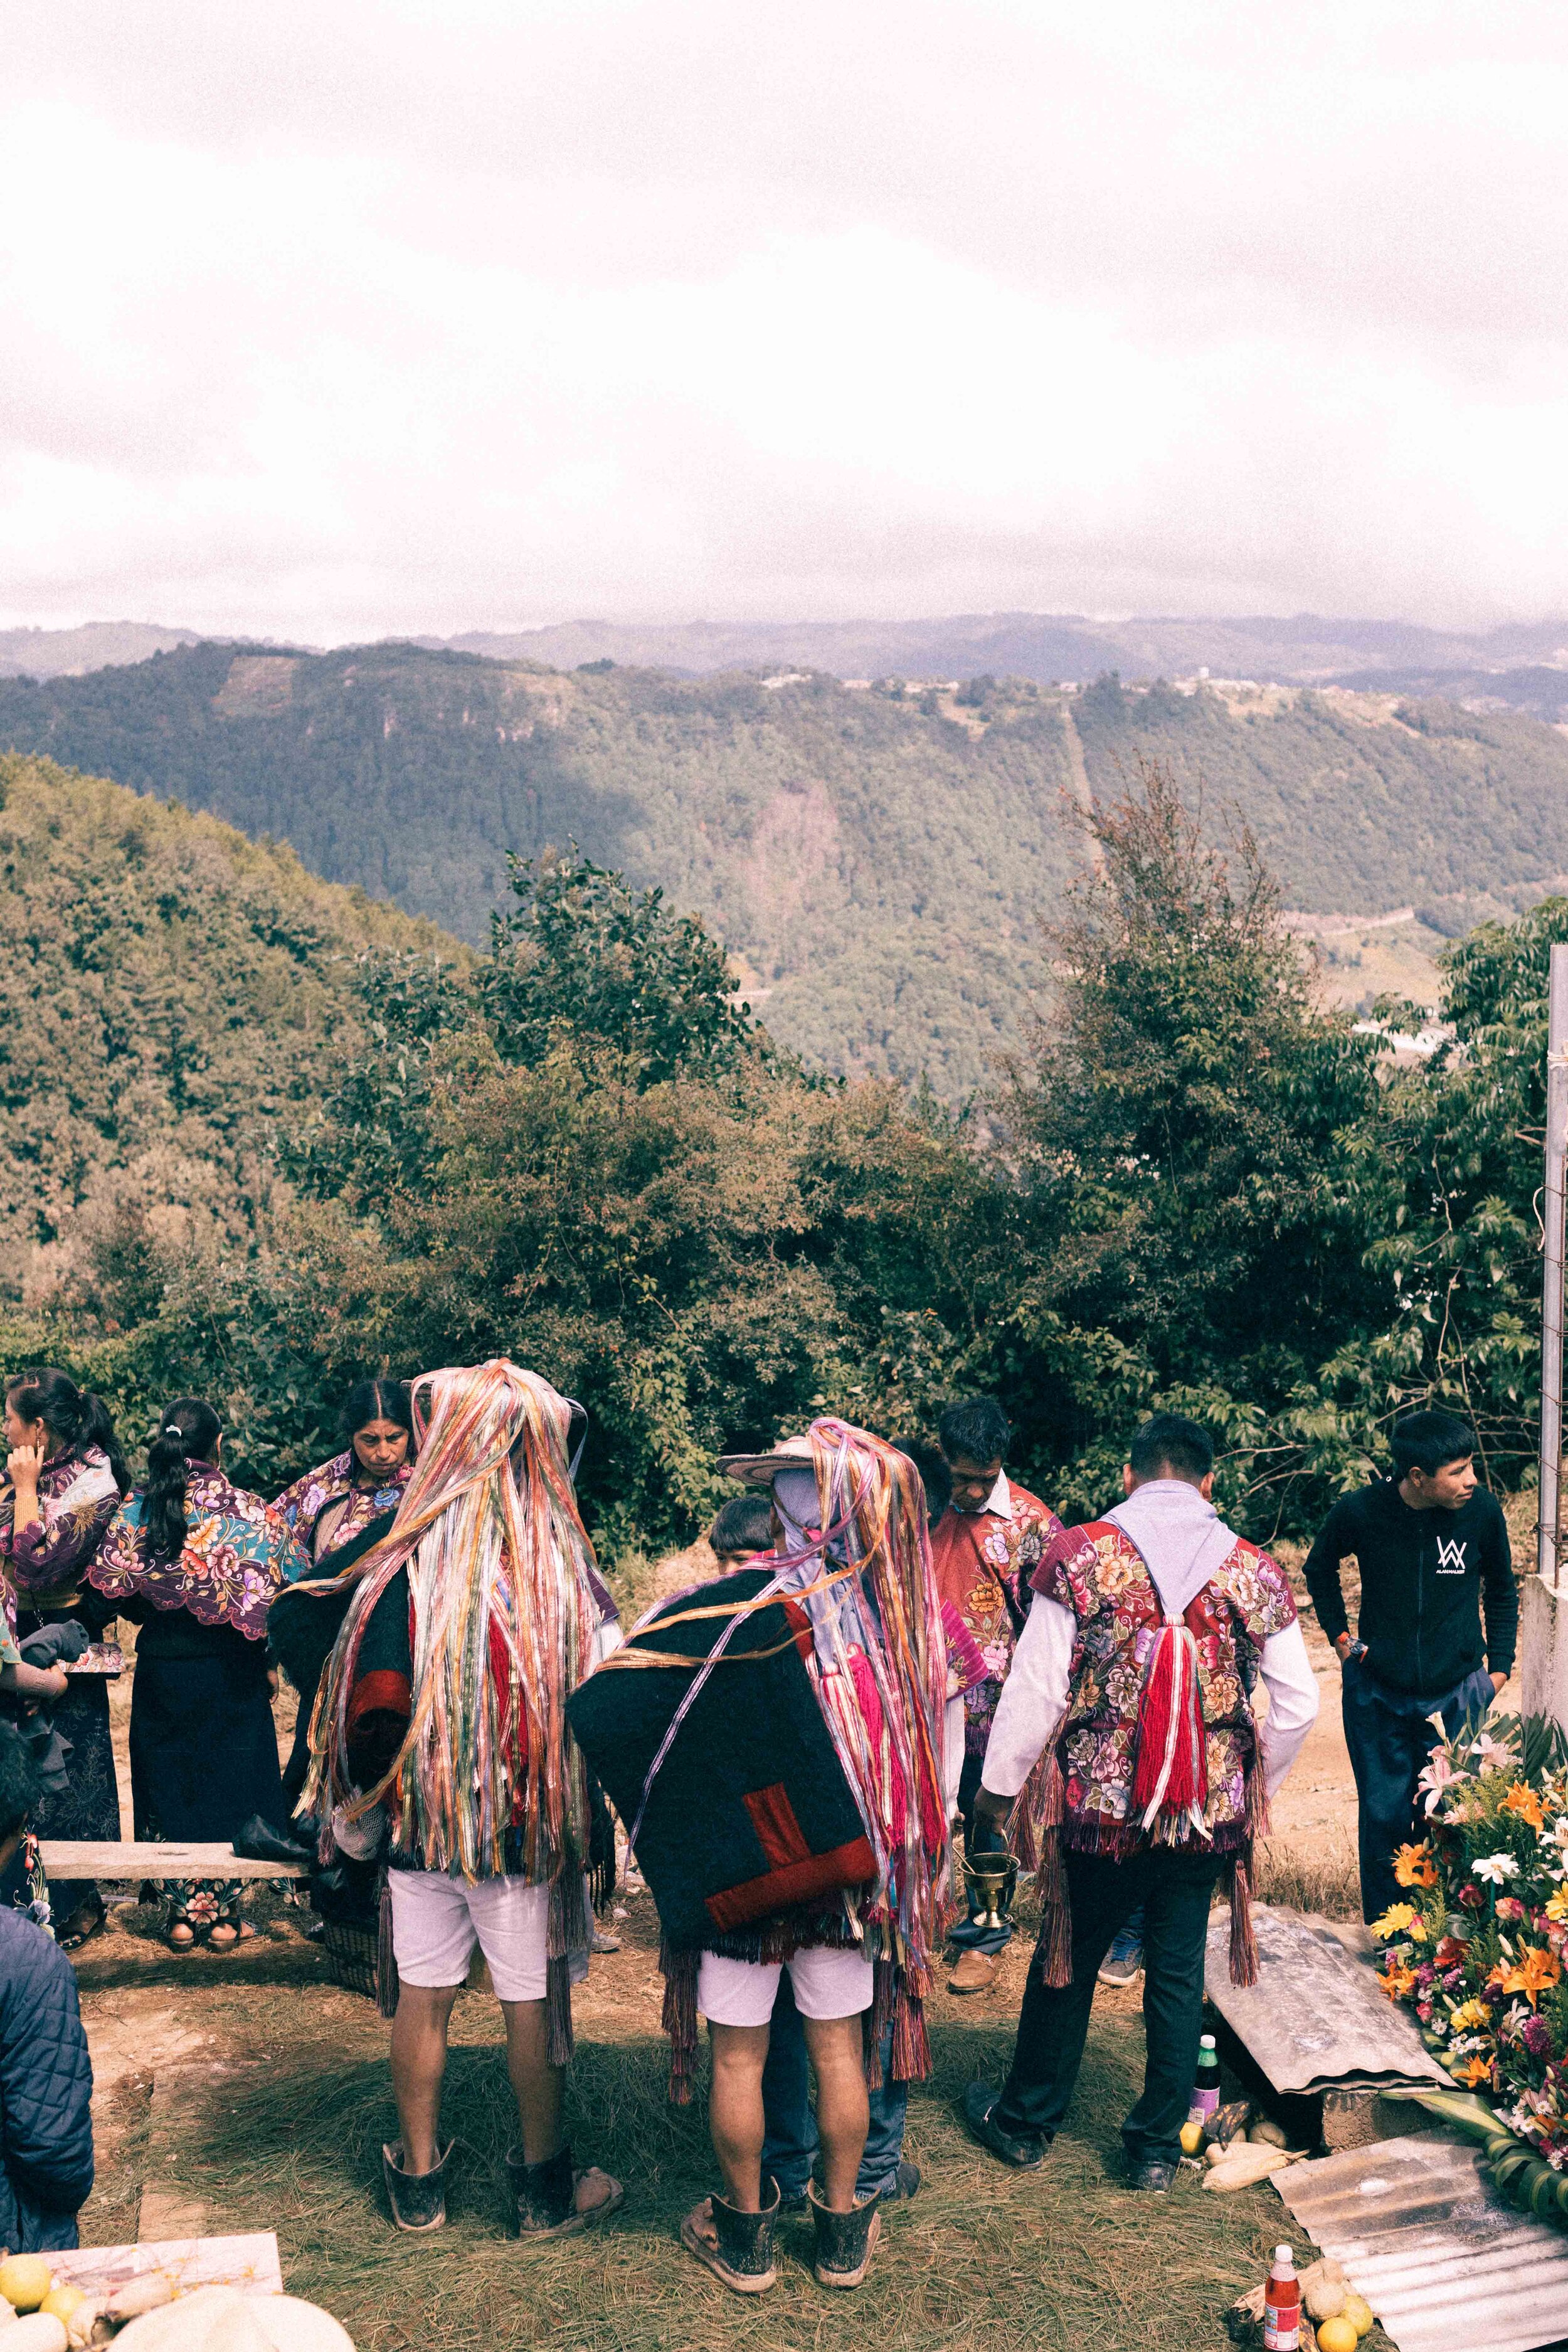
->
<box><xmin>88</xmin><ymin>1397</ymin><xmax>305</xmax><ymax>1951</ymax></box>
<box><xmin>304</xmin><ymin>1359</ymin><xmax>622</xmax><ymax>2242</ymax></box>
<box><xmin>1</xmin><ymin>1370</ymin><xmax>130</xmax><ymax>1947</ymax></box>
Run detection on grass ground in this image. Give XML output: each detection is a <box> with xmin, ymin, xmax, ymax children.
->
<box><xmin>76</xmin><ymin>1902</ymin><xmax>1320</xmax><ymax>2352</ymax></box>
<box><xmin>68</xmin><ymin>1552</ymin><xmax>1461</xmax><ymax>2349</ymax></box>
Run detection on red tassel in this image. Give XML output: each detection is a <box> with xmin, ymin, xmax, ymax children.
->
<box><xmin>545</xmin><ymin>1952</ymin><xmax>575</xmax><ymax>2065</ymax></box>
<box><xmin>1130</xmin><ymin>1624</ymin><xmax>1207</xmax><ymax>1829</ymax></box>
<box><xmin>1009</xmin><ymin>1743</ymin><xmax>1064</xmax><ymax>1877</ymax></box>
<box><xmin>1228</xmin><ymin>1850</ymin><xmax>1259</xmax><ymax>1988</ymax></box>
<box><xmin>1039</xmin><ymin>1830</ymin><xmax>1073</xmax><ymax>1988</ymax></box>
<box><xmin>376</xmin><ymin>1876</ymin><xmax>400</xmax><ymax>2020</ymax></box>
<box><xmin>661</xmin><ymin>1941</ymin><xmax>700</xmax><ymax>2106</ymax></box>
<box><xmin>891</xmin><ymin>1983</ymin><xmax>930</xmax><ymax>2082</ymax></box>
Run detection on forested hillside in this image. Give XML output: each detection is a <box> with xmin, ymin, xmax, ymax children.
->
<box><xmin>5</xmin><ymin>644</ymin><xmax>1568</xmax><ymax>1089</ymax></box>
<box><xmin>0</xmin><ymin>751</ymin><xmax>458</xmax><ymax>1303</ymax></box>
<box><xmin>4</xmin><ymin>747</ymin><xmax>1557</xmax><ymax>1560</ymax></box>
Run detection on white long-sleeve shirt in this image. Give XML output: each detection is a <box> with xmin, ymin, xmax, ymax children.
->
<box><xmin>980</xmin><ymin>1594</ymin><xmax>1320</xmax><ymax>1800</ymax></box>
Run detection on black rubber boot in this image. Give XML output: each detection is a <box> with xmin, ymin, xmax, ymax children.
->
<box><xmin>381</xmin><ymin>2141</ymin><xmax>451</xmax><ymax>2232</ymax></box>
<box><xmin>808</xmin><ymin>2181</ymin><xmax>882</xmax><ymax>2289</ymax></box>
<box><xmin>509</xmin><ymin>2143</ymin><xmax>575</xmax><ymax>2234</ymax></box>
<box><xmin>679</xmin><ymin>2178</ymin><xmax>780</xmax><ymax>2292</ymax></box>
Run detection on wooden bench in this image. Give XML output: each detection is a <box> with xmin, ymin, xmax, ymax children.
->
<box><xmin>40</xmin><ymin>1840</ymin><xmax>303</xmax><ymax>1882</ymax></box>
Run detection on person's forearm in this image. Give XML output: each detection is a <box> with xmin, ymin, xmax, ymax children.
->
<box><xmin>978</xmin><ymin>1597</ymin><xmax>1073</xmax><ymax>1798</ymax></box>
<box><xmin>1482</xmin><ymin>1540</ymin><xmax>1519</xmax><ymax>1682</ymax></box>
<box><xmin>8</xmin><ymin>1478</ymin><xmax>40</xmax><ymax>1542</ymax></box>
<box><xmin>1301</xmin><ymin>1546</ymin><xmax>1349</xmax><ymax>1646</ymax></box>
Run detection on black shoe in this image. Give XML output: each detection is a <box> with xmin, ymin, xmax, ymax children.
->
<box><xmin>808</xmin><ymin>2181</ymin><xmax>882</xmax><ymax>2289</ymax></box>
<box><xmin>869</xmin><ymin>2158</ymin><xmax>921</xmax><ymax>2203</ymax></box>
<box><xmin>382</xmin><ymin>2141</ymin><xmax>451</xmax><ymax>2232</ymax></box>
<box><xmin>962</xmin><ymin>2083</ymin><xmax>1046</xmax><ymax>2169</ymax></box>
<box><xmin>1126</xmin><ymin>2158</ymin><xmax>1177</xmax><ymax>2193</ymax></box>
<box><xmin>232</xmin><ymin>1813</ymin><xmax>313</xmax><ymax>1865</ymax></box>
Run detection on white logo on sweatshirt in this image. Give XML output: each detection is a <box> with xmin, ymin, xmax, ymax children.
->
<box><xmin>1435</xmin><ymin>1535</ymin><xmax>1468</xmax><ymax>1573</ymax></box>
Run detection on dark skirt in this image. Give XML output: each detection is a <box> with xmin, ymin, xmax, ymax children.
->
<box><xmin>129</xmin><ymin>1642</ymin><xmax>287</xmax><ymax>1845</ymax></box>
<box><xmin>16</xmin><ymin>1609</ymin><xmax>122</xmax><ymax>1927</ymax></box>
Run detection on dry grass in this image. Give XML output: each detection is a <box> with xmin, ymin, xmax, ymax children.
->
<box><xmin>1254</xmin><ymin>1831</ymin><xmax>1360</xmax><ymax>1922</ymax></box>
<box><xmin>78</xmin><ymin>1929</ymin><xmax>1316</xmax><ymax>2352</ymax></box>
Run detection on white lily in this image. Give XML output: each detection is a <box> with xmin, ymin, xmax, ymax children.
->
<box><xmin>1472</xmin><ymin>1851</ymin><xmax>1520</xmax><ymax>1885</ymax></box>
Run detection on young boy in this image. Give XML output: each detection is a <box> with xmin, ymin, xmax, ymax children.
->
<box><xmin>708</xmin><ymin>1493</ymin><xmax>775</xmax><ymax>1574</ymax></box>
<box><xmin>0</xmin><ymin>1720</ymin><xmax>93</xmax><ymax>2249</ymax></box>
<box><xmin>1303</xmin><ymin>1409</ymin><xmax>1516</xmax><ymax>1922</ymax></box>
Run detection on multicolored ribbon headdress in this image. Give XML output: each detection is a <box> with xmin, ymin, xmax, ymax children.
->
<box><xmin>309</xmin><ymin>1360</ymin><xmax>601</xmax><ymax>1890</ymax></box>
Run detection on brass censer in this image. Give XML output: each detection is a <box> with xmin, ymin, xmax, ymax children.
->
<box><xmin>961</xmin><ymin>1848</ymin><xmax>1019</xmax><ymax>1934</ymax></box>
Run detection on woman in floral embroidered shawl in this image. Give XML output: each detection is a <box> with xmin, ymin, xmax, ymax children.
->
<box><xmin>0</xmin><ymin>1370</ymin><xmax>129</xmax><ymax>1948</ymax></box>
<box><xmin>272</xmin><ymin>1378</ymin><xmax>415</xmax><ymax>1811</ymax></box>
<box><xmin>88</xmin><ymin>1397</ymin><xmax>308</xmax><ymax>1951</ymax></box>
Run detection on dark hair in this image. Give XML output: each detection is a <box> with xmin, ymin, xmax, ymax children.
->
<box><xmin>1391</xmin><ymin>1410</ymin><xmax>1475</xmax><ymax>1480</ymax></box>
<box><xmin>0</xmin><ymin>1720</ymin><xmax>40</xmax><ymax>1845</ymax></box>
<box><xmin>900</xmin><ymin>1441</ymin><xmax>953</xmax><ymax>1525</ymax></box>
<box><xmin>6</xmin><ymin>1368</ymin><xmax>129</xmax><ymax>1495</ymax></box>
<box><xmin>709</xmin><ymin>1493</ymin><xmax>775</xmax><ymax>1559</ymax></box>
<box><xmin>938</xmin><ymin>1397</ymin><xmax>1010</xmax><ymax>1467</ymax></box>
<box><xmin>1128</xmin><ymin>1412</ymin><xmax>1214</xmax><ymax>1484</ymax></box>
<box><xmin>144</xmin><ymin>1397</ymin><xmax>224</xmax><ymax>1568</ymax></box>
<box><xmin>339</xmin><ymin>1378</ymin><xmax>415</xmax><ymax>1449</ymax></box>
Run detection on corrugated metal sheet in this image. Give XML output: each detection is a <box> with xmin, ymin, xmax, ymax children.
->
<box><xmin>1204</xmin><ymin>1904</ymin><xmax>1451</xmax><ymax>2095</ymax></box>
<box><xmin>1274</xmin><ymin>2134</ymin><xmax>1568</xmax><ymax>2352</ymax></box>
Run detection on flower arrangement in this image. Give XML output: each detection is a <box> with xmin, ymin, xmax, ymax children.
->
<box><xmin>1372</xmin><ymin>1713</ymin><xmax>1568</xmax><ymax>2168</ymax></box>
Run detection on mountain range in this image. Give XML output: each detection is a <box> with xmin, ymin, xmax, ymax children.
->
<box><xmin>4</xmin><ymin>642</ymin><xmax>1568</xmax><ymax>1092</ymax></box>
<box><xmin>9</xmin><ymin>610</ymin><xmax>1568</xmax><ymax>718</ymax></box>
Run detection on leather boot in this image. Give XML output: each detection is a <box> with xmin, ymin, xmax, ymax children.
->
<box><xmin>679</xmin><ymin>2177</ymin><xmax>780</xmax><ymax>2292</ymax></box>
<box><xmin>808</xmin><ymin>2180</ymin><xmax>882</xmax><ymax>2289</ymax></box>
<box><xmin>381</xmin><ymin>2141</ymin><xmax>451</xmax><ymax>2232</ymax></box>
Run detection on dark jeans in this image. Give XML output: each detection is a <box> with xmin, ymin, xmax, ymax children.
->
<box><xmin>993</xmin><ymin>1845</ymin><xmax>1227</xmax><ymax>2168</ymax></box>
<box><xmin>949</xmin><ymin>1751</ymin><xmax>1012</xmax><ymax>1956</ymax></box>
<box><xmin>1341</xmin><ymin>1655</ymin><xmax>1495</xmax><ymax>1922</ymax></box>
<box><xmin>760</xmin><ymin>1973</ymin><xmax>908</xmax><ymax>2200</ymax></box>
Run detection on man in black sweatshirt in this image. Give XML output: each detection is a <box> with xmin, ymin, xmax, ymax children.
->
<box><xmin>1303</xmin><ymin>1409</ymin><xmax>1518</xmax><ymax>1922</ymax></box>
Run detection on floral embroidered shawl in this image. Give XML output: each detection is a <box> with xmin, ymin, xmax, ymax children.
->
<box><xmin>1030</xmin><ymin>1518</ymin><xmax>1297</xmax><ymax>1855</ymax></box>
<box><xmin>88</xmin><ymin>1463</ymin><xmax>309</xmax><ymax>1643</ymax></box>
<box><xmin>931</xmin><ymin>1480</ymin><xmax>1062</xmax><ymax>1754</ymax></box>
<box><xmin>274</xmin><ymin>1451</ymin><xmax>412</xmax><ymax>1577</ymax></box>
<box><xmin>0</xmin><ymin>1446</ymin><xmax>121</xmax><ymax>1619</ymax></box>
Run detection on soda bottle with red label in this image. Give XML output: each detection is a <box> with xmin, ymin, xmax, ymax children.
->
<box><xmin>1263</xmin><ymin>2245</ymin><xmax>1300</xmax><ymax>2351</ymax></box>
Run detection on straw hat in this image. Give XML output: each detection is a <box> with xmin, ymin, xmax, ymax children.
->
<box><xmin>714</xmin><ymin>1432</ymin><xmax>815</xmax><ymax>1487</ymax></box>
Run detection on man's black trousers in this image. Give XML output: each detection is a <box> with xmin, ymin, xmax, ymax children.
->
<box><xmin>1340</xmin><ymin>1654</ymin><xmax>1495</xmax><ymax>1922</ymax></box>
<box><xmin>992</xmin><ymin>1844</ymin><xmax>1227</xmax><ymax>2166</ymax></box>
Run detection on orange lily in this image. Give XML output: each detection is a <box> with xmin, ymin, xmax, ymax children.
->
<box><xmin>1461</xmin><ymin>2056</ymin><xmax>1494</xmax><ymax>2087</ymax></box>
<box><xmin>1503</xmin><ymin>1784</ymin><xmax>1547</xmax><ymax>1832</ymax></box>
<box><xmin>1379</xmin><ymin>1966</ymin><xmax>1419</xmax><ymax>2001</ymax></box>
<box><xmin>1394</xmin><ymin>1841</ymin><xmax>1439</xmax><ymax>1890</ymax></box>
<box><xmin>1491</xmin><ymin>1945</ymin><xmax>1562</xmax><ymax>2007</ymax></box>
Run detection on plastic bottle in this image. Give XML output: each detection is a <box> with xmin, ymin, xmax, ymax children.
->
<box><xmin>1191</xmin><ymin>2031</ymin><xmax>1221</xmax><ymax>2122</ymax></box>
<box><xmin>1263</xmin><ymin>2244</ymin><xmax>1301</xmax><ymax>2351</ymax></box>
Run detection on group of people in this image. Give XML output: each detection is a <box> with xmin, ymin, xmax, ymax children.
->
<box><xmin>0</xmin><ymin>1357</ymin><xmax>1519</xmax><ymax>2283</ymax></box>
<box><xmin>0</xmin><ymin>1368</ymin><xmax>416</xmax><ymax>1952</ymax></box>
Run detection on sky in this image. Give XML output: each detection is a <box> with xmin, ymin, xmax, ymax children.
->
<box><xmin>4</xmin><ymin>0</ymin><xmax>1568</xmax><ymax>640</ymax></box>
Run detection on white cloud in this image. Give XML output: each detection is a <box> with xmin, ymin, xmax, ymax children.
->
<box><xmin>3</xmin><ymin>0</ymin><xmax>1568</xmax><ymax>634</ymax></box>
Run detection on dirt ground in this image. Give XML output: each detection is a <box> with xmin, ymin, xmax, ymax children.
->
<box><xmin>60</xmin><ymin>1552</ymin><xmax>1509</xmax><ymax>2349</ymax></box>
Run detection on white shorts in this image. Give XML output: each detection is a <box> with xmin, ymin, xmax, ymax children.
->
<box><xmin>697</xmin><ymin>1944</ymin><xmax>874</xmax><ymax>2029</ymax></box>
<box><xmin>388</xmin><ymin>1870</ymin><xmax>591</xmax><ymax>2004</ymax></box>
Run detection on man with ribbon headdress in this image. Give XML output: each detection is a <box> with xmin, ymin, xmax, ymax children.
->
<box><xmin>568</xmin><ymin>1420</ymin><xmax>955</xmax><ymax>2296</ymax></box>
<box><xmin>963</xmin><ymin>1412</ymin><xmax>1319</xmax><ymax>2191</ymax></box>
<box><xmin>302</xmin><ymin>1359</ymin><xmax>623</xmax><ymax>2241</ymax></box>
